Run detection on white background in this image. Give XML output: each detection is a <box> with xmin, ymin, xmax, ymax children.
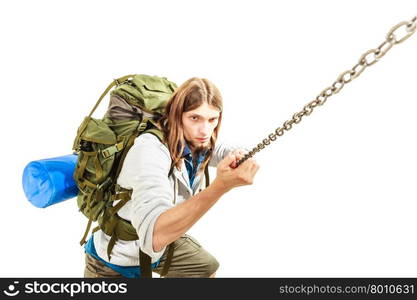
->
<box><xmin>1</xmin><ymin>0</ymin><xmax>416</xmax><ymax>278</ymax></box>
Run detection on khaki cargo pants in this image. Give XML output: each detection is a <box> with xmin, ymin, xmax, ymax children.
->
<box><xmin>84</xmin><ymin>234</ymin><xmax>219</xmax><ymax>278</ymax></box>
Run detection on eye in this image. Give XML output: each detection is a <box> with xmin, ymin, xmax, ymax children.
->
<box><xmin>209</xmin><ymin>118</ymin><xmax>218</xmax><ymax>122</ymax></box>
<box><xmin>190</xmin><ymin>116</ymin><xmax>198</xmax><ymax>121</ymax></box>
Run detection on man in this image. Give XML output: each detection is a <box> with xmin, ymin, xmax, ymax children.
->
<box><xmin>84</xmin><ymin>77</ymin><xmax>260</xmax><ymax>278</ymax></box>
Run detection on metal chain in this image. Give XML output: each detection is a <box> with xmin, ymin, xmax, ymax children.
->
<box><xmin>236</xmin><ymin>16</ymin><xmax>417</xmax><ymax>167</ymax></box>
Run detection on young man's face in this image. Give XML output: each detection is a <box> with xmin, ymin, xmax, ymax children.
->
<box><xmin>182</xmin><ymin>102</ymin><xmax>220</xmax><ymax>151</ymax></box>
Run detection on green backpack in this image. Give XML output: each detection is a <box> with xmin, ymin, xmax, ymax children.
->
<box><xmin>72</xmin><ymin>74</ymin><xmax>177</xmax><ymax>278</ymax></box>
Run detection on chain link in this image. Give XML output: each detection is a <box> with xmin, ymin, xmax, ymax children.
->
<box><xmin>236</xmin><ymin>16</ymin><xmax>417</xmax><ymax>167</ymax></box>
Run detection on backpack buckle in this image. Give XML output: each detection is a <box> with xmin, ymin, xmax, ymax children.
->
<box><xmin>100</xmin><ymin>142</ymin><xmax>124</xmax><ymax>159</ymax></box>
<box><xmin>97</xmin><ymin>177</ymin><xmax>112</xmax><ymax>191</ymax></box>
<box><xmin>101</xmin><ymin>149</ymin><xmax>111</xmax><ymax>158</ymax></box>
<box><xmin>138</xmin><ymin>120</ymin><xmax>148</xmax><ymax>132</ymax></box>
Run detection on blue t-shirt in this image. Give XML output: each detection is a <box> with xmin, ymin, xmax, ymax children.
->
<box><xmin>84</xmin><ymin>142</ymin><xmax>208</xmax><ymax>277</ymax></box>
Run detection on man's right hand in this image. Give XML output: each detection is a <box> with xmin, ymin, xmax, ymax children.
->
<box><xmin>213</xmin><ymin>152</ymin><xmax>260</xmax><ymax>192</ymax></box>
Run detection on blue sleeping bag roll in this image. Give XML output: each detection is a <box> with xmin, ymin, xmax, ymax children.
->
<box><xmin>22</xmin><ymin>154</ymin><xmax>79</xmax><ymax>208</ymax></box>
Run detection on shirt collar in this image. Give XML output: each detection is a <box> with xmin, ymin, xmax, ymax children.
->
<box><xmin>182</xmin><ymin>141</ymin><xmax>192</xmax><ymax>158</ymax></box>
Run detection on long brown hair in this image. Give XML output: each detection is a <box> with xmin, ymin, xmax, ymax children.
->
<box><xmin>158</xmin><ymin>77</ymin><xmax>223</xmax><ymax>175</ymax></box>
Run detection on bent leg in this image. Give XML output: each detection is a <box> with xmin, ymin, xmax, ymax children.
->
<box><xmin>153</xmin><ymin>234</ymin><xmax>219</xmax><ymax>278</ymax></box>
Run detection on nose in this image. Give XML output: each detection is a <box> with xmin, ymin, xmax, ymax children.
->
<box><xmin>199</xmin><ymin>121</ymin><xmax>210</xmax><ymax>136</ymax></box>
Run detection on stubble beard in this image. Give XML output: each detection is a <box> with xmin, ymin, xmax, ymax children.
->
<box><xmin>188</xmin><ymin>139</ymin><xmax>211</xmax><ymax>154</ymax></box>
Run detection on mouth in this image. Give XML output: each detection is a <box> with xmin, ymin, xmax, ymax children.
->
<box><xmin>196</xmin><ymin>138</ymin><xmax>209</xmax><ymax>142</ymax></box>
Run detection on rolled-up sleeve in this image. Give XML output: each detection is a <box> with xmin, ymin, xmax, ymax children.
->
<box><xmin>117</xmin><ymin>133</ymin><xmax>174</xmax><ymax>261</ymax></box>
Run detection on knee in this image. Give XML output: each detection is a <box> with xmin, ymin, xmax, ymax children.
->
<box><xmin>205</xmin><ymin>256</ymin><xmax>220</xmax><ymax>277</ymax></box>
